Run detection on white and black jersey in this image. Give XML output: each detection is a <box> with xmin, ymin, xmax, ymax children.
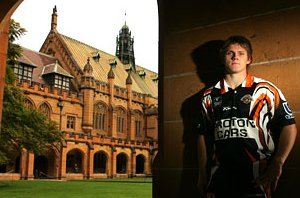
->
<box><xmin>199</xmin><ymin>74</ymin><xmax>295</xmax><ymax>192</ymax></box>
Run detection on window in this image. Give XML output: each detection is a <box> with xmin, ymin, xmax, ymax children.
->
<box><xmin>116</xmin><ymin>108</ymin><xmax>126</xmax><ymax>133</ymax></box>
<box><xmin>38</xmin><ymin>103</ymin><xmax>50</xmax><ymax>119</ymax></box>
<box><xmin>54</xmin><ymin>75</ymin><xmax>70</xmax><ymax>90</ymax></box>
<box><xmin>24</xmin><ymin>99</ymin><xmax>34</xmax><ymax>109</ymax></box>
<box><xmin>14</xmin><ymin>64</ymin><xmax>34</xmax><ymax>83</ymax></box>
<box><xmin>67</xmin><ymin>116</ymin><xmax>76</xmax><ymax>129</ymax></box>
<box><xmin>93</xmin><ymin>103</ymin><xmax>107</xmax><ymax>131</ymax></box>
<box><xmin>135</xmin><ymin>111</ymin><xmax>143</xmax><ymax>137</ymax></box>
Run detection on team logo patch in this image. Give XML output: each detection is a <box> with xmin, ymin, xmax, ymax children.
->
<box><xmin>241</xmin><ymin>94</ymin><xmax>252</xmax><ymax>104</ymax></box>
<box><xmin>283</xmin><ymin>102</ymin><xmax>294</xmax><ymax>119</ymax></box>
<box><xmin>283</xmin><ymin>102</ymin><xmax>292</xmax><ymax>114</ymax></box>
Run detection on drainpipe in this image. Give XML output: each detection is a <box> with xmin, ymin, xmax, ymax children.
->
<box><xmin>57</xmin><ymin>101</ymin><xmax>64</xmax><ymax>130</ymax></box>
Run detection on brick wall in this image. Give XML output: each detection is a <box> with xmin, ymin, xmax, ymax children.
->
<box><xmin>157</xmin><ymin>2</ymin><xmax>300</xmax><ymax>198</ymax></box>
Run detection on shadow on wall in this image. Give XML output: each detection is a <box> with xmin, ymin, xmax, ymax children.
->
<box><xmin>179</xmin><ymin>40</ymin><xmax>224</xmax><ymax>198</ymax></box>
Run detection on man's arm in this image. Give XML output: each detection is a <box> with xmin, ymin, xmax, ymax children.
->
<box><xmin>197</xmin><ymin>135</ymin><xmax>207</xmax><ymax>196</ymax></box>
<box><xmin>258</xmin><ymin>124</ymin><xmax>297</xmax><ymax>191</ymax></box>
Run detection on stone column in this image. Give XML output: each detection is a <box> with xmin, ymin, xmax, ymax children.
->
<box><xmin>60</xmin><ymin>146</ymin><xmax>67</xmax><ymax>180</ymax></box>
<box><xmin>20</xmin><ymin>149</ymin><xmax>28</xmax><ymax>180</ymax></box>
<box><xmin>146</xmin><ymin>151</ymin><xmax>151</xmax><ymax>175</ymax></box>
<box><xmin>27</xmin><ymin>152</ymin><xmax>35</xmax><ymax>180</ymax></box>
<box><xmin>131</xmin><ymin>149</ymin><xmax>136</xmax><ymax>177</ymax></box>
<box><xmin>87</xmin><ymin>145</ymin><xmax>94</xmax><ymax>179</ymax></box>
<box><xmin>0</xmin><ymin>0</ymin><xmax>23</xmax><ymax>130</ymax></box>
<box><xmin>110</xmin><ymin>108</ymin><xmax>117</xmax><ymax>137</ymax></box>
<box><xmin>111</xmin><ymin>146</ymin><xmax>117</xmax><ymax>178</ymax></box>
<box><xmin>54</xmin><ymin>150</ymin><xmax>60</xmax><ymax>179</ymax></box>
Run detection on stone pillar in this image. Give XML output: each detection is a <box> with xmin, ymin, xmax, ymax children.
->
<box><xmin>87</xmin><ymin>145</ymin><xmax>94</xmax><ymax>179</ymax></box>
<box><xmin>83</xmin><ymin>149</ymin><xmax>88</xmax><ymax>179</ymax></box>
<box><xmin>108</xmin><ymin>65</ymin><xmax>116</xmax><ymax>138</ymax></box>
<box><xmin>110</xmin><ymin>108</ymin><xmax>117</xmax><ymax>137</ymax></box>
<box><xmin>0</xmin><ymin>20</ymin><xmax>9</xmax><ymax>130</ymax></box>
<box><xmin>128</xmin><ymin>111</ymin><xmax>135</xmax><ymax>140</ymax></box>
<box><xmin>146</xmin><ymin>151</ymin><xmax>151</xmax><ymax>175</ymax></box>
<box><xmin>111</xmin><ymin>146</ymin><xmax>117</xmax><ymax>178</ymax></box>
<box><xmin>20</xmin><ymin>149</ymin><xmax>28</xmax><ymax>180</ymax></box>
<box><xmin>126</xmin><ymin>73</ymin><xmax>133</xmax><ymax>140</ymax></box>
<box><xmin>108</xmin><ymin>63</ymin><xmax>115</xmax><ymax>111</ymax></box>
<box><xmin>27</xmin><ymin>152</ymin><xmax>34</xmax><ymax>180</ymax></box>
<box><xmin>0</xmin><ymin>0</ymin><xmax>23</xmax><ymax>130</ymax></box>
<box><xmin>54</xmin><ymin>150</ymin><xmax>60</xmax><ymax>179</ymax></box>
<box><xmin>131</xmin><ymin>149</ymin><xmax>136</xmax><ymax>177</ymax></box>
<box><xmin>81</xmin><ymin>58</ymin><xmax>95</xmax><ymax>134</ymax></box>
<box><xmin>60</xmin><ymin>146</ymin><xmax>67</xmax><ymax>180</ymax></box>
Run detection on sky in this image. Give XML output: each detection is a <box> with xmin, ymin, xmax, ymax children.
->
<box><xmin>12</xmin><ymin>0</ymin><xmax>158</xmax><ymax>73</ymax></box>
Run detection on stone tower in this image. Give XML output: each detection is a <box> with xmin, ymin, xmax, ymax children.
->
<box><xmin>80</xmin><ymin>58</ymin><xmax>95</xmax><ymax>134</ymax></box>
<box><xmin>115</xmin><ymin>21</ymin><xmax>136</xmax><ymax>71</ymax></box>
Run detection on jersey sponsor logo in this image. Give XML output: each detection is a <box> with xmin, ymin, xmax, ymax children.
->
<box><xmin>215</xmin><ymin>118</ymin><xmax>256</xmax><ymax>140</ymax></box>
<box><xmin>283</xmin><ymin>102</ymin><xmax>294</xmax><ymax>119</ymax></box>
<box><xmin>240</xmin><ymin>94</ymin><xmax>253</xmax><ymax>104</ymax></box>
<box><xmin>223</xmin><ymin>106</ymin><xmax>237</xmax><ymax>111</ymax></box>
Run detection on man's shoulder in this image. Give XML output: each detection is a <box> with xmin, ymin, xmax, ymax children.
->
<box><xmin>202</xmin><ymin>81</ymin><xmax>221</xmax><ymax>97</ymax></box>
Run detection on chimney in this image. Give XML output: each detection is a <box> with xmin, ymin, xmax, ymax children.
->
<box><xmin>51</xmin><ymin>5</ymin><xmax>57</xmax><ymax>31</ymax></box>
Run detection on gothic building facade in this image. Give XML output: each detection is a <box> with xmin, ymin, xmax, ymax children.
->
<box><xmin>0</xmin><ymin>6</ymin><xmax>158</xmax><ymax>180</ymax></box>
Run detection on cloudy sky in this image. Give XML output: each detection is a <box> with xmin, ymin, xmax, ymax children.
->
<box><xmin>12</xmin><ymin>0</ymin><xmax>158</xmax><ymax>72</ymax></box>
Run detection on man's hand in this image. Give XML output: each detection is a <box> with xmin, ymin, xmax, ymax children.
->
<box><xmin>256</xmin><ymin>159</ymin><xmax>283</xmax><ymax>192</ymax></box>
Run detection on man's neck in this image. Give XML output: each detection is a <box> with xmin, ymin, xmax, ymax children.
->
<box><xmin>224</xmin><ymin>72</ymin><xmax>247</xmax><ymax>89</ymax></box>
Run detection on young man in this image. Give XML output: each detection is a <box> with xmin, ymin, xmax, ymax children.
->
<box><xmin>197</xmin><ymin>35</ymin><xmax>297</xmax><ymax>198</ymax></box>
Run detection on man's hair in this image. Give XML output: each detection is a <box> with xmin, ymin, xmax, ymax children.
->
<box><xmin>219</xmin><ymin>35</ymin><xmax>253</xmax><ymax>65</ymax></box>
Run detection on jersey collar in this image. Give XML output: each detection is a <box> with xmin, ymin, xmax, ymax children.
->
<box><xmin>218</xmin><ymin>73</ymin><xmax>254</xmax><ymax>94</ymax></box>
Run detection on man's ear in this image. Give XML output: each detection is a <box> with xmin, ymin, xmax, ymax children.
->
<box><xmin>247</xmin><ymin>57</ymin><xmax>252</xmax><ymax>64</ymax></box>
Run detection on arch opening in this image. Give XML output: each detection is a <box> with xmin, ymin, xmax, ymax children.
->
<box><xmin>66</xmin><ymin>149</ymin><xmax>83</xmax><ymax>173</ymax></box>
<box><xmin>93</xmin><ymin>151</ymin><xmax>107</xmax><ymax>173</ymax></box>
<box><xmin>116</xmin><ymin>153</ymin><xmax>128</xmax><ymax>174</ymax></box>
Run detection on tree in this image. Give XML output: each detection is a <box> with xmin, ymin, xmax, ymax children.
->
<box><xmin>0</xmin><ymin>20</ymin><xmax>63</xmax><ymax>165</ymax></box>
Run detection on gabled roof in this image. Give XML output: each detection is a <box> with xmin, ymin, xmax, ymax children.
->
<box><xmin>58</xmin><ymin>33</ymin><xmax>158</xmax><ymax>98</ymax></box>
<box><xmin>42</xmin><ymin>60</ymin><xmax>73</xmax><ymax>78</ymax></box>
<box><xmin>19</xmin><ymin>47</ymin><xmax>58</xmax><ymax>84</ymax></box>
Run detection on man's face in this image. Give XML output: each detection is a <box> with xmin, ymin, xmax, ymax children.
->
<box><xmin>224</xmin><ymin>43</ymin><xmax>251</xmax><ymax>74</ymax></box>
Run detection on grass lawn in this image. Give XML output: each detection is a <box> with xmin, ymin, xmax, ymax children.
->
<box><xmin>0</xmin><ymin>178</ymin><xmax>152</xmax><ymax>198</ymax></box>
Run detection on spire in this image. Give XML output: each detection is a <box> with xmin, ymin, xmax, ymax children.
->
<box><xmin>83</xmin><ymin>57</ymin><xmax>93</xmax><ymax>76</ymax></box>
<box><xmin>115</xmin><ymin>12</ymin><xmax>136</xmax><ymax>70</ymax></box>
<box><xmin>51</xmin><ymin>5</ymin><xmax>58</xmax><ymax>31</ymax></box>
<box><xmin>108</xmin><ymin>60</ymin><xmax>115</xmax><ymax>79</ymax></box>
<box><xmin>126</xmin><ymin>71</ymin><xmax>132</xmax><ymax>85</ymax></box>
<box><xmin>123</xmin><ymin>11</ymin><xmax>129</xmax><ymax>29</ymax></box>
<box><xmin>125</xmin><ymin>10</ymin><xmax>127</xmax><ymax>25</ymax></box>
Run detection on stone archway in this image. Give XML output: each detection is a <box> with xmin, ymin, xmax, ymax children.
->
<box><xmin>136</xmin><ymin>154</ymin><xmax>145</xmax><ymax>174</ymax></box>
<box><xmin>66</xmin><ymin>149</ymin><xmax>83</xmax><ymax>173</ymax></box>
<box><xmin>116</xmin><ymin>153</ymin><xmax>128</xmax><ymax>174</ymax></box>
<box><xmin>0</xmin><ymin>0</ymin><xmax>24</xmax><ymax>130</ymax></box>
<box><xmin>34</xmin><ymin>155</ymin><xmax>48</xmax><ymax>178</ymax></box>
<box><xmin>93</xmin><ymin>151</ymin><xmax>108</xmax><ymax>173</ymax></box>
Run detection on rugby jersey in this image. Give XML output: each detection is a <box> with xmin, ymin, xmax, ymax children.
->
<box><xmin>200</xmin><ymin>73</ymin><xmax>295</xmax><ymax>179</ymax></box>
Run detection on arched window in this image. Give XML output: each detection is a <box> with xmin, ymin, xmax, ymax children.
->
<box><xmin>38</xmin><ymin>102</ymin><xmax>50</xmax><ymax>119</ymax></box>
<box><xmin>24</xmin><ymin>99</ymin><xmax>34</xmax><ymax>109</ymax></box>
<box><xmin>135</xmin><ymin>110</ymin><xmax>143</xmax><ymax>137</ymax></box>
<box><xmin>116</xmin><ymin>107</ymin><xmax>126</xmax><ymax>133</ymax></box>
<box><xmin>93</xmin><ymin>102</ymin><xmax>107</xmax><ymax>131</ymax></box>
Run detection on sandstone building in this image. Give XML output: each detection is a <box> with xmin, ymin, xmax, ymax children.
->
<box><xmin>0</xmin><ymin>6</ymin><xmax>158</xmax><ymax>180</ymax></box>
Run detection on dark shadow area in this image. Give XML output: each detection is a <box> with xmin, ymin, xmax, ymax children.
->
<box><xmin>179</xmin><ymin>40</ymin><xmax>224</xmax><ymax>198</ymax></box>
